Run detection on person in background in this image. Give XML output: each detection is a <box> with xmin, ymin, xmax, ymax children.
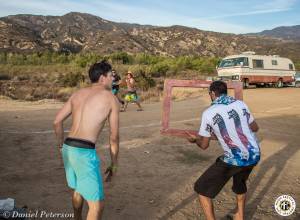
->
<box><xmin>111</xmin><ymin>69</ymin><xmax>125</xmax><ymax>108</ymax></box>
<box><xmin>121</xmin><ymin>71</ymin><xmax>143</xmax><ymax>112</ymax></box>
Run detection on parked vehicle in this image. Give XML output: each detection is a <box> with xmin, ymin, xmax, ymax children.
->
<box><xmin>295</xmin><ymin>72</ymin><xmax>300</xmax><ymax>88</ymax></box>
<box><xmin>217</xmin><ymin>51</ymin><xmax>296</xmax><ymax>88</ymax></box>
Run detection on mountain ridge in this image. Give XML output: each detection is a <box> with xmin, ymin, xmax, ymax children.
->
<box><xmin>250</xmin><ymin>25</ymin><xmax>300</xmax><ymax>41</ymax></box>
<box><xmin>0</xmin><ymin>12</ymin><xmax>299</xmax><ymax>59</ymax></box>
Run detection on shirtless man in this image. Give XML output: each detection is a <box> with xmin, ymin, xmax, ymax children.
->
<box><xmin>53</xmin><ymin>60</ymin><xmax>119</xmax><ymax>220</ymax></box>
<box><xmin>121</xmin><ymin>71</ymin><xmax>143</xmax><ymax>112</ymax></box>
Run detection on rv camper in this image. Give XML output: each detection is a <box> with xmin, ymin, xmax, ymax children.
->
<box><xmin>217</xmin><ymin>52</ymin><xmax>296</xmax><ymax>88</ymax></box>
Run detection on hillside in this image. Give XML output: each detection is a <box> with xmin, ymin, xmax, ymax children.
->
<box><xmin>251</xmin><ymin>25</ymin><xmax>300</xmax><ymax>41</ymax></box>
<box><xmin>0</xmin><ymin>12</ymin><xmax>300</xmax><ymax>59</ymax></box>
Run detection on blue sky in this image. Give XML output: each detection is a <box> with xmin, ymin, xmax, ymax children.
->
<box><xmin>0</xmin><ymin>0</ymin><xmax>299</xmax><ymax>34</ymax></box>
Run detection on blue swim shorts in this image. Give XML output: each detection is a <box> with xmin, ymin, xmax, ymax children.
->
<box><xmin>112</xmin><ymin>88</ymin><xmax>119</xmax><ymax>95</ymax></box>
<box><xmin>61</xmin><ymin>138</ymin><xmax>104</xmax><ymax>201</ymax></box>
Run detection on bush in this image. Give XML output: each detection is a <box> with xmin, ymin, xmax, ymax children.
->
<box><xmin>32</xmin><ymin>86</ymin><xmax>55</xmax><ymax>99</ymax></box>
<box><xmin>58</xmin><ymin>72</ymin><xmax>85</xmax><ymax>87</ymax></box>
<box><xmin>149</xmin><ymin>62</ymin><xmax>169</xmax><ymax>77</ymax></box>
<box><xmin>295</xmin><ymin>60</ymin><xmax>300</xmax><ymax>71</ymax></box>
<box><xmin>135</xmin><ymin>53</ymin><xmax>163</xmax><ymax>65</ymax></box>
<box><xmin>110</xmin><ymin>52</ymin><xmax>133</xmax><ymax>64</ymax></box>
<box><xmin>57</xmin><ymin>87</ymin><xmax>77</xmax><ymax>101</ymax></box>
<box><xmin>74</xmin><ymin>55</ymin><xmax>89</xmax><ymax>68</ymax></box>
<box><xmin>0</xmin><ymin>73</ymin><xmax>11</xmax><ymax>80</ymax></box>
<box><xmin>0</xmin><ymin>53</ymin><xmax>7</xmax><ymax>64</ymax></box>
<box><xmin>134</xmin><ymin>70</ymin><xmax>156</xmax><ymax>90</ymax></box>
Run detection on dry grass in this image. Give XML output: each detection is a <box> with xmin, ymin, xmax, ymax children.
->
<box><xmin>139</xmin><ymin>88</ymin><xmax>163</xmax><ymax>103</ymax></box>
<box><xmin>0</xmin><ymin>64</ymin><xmax>85</xmax><ymax>77</ymax></box>
<box><xmin>57</xmin><ymin>87</ymin><xmax>79</xmax><ymax>101</ymax></box>
<box><xmin>0</xmin><ymin>95</ymin><xmax>12</xmax><ymax>100</ymax></box>
<box><xmin>171</xmin><ymin>87</ymin><xmax>207</xmax><ymax>101</ymax></box>
<box><xmin>134</xmin><ymin>87</ymin><xmax>208</xmax><ymax>103</ymax></box>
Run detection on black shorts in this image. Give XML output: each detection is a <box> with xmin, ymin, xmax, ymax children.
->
<box><xmin>194</xmin><ymin>157</ymin><xmax>256</xmax><ymax>198</ymax></box>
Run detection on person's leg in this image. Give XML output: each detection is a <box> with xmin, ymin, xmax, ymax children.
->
<box><xmin>194</xmin><ymin>158</ymin><xmax>232</xmax><ymax>219</ymax></box>
<box><xmin>121</xmin><ymin>101</ymin><xmax>128</xmax><ymax>111</ymax></box>
<box><xmin>199</xmin><ymin>195</ymin><xmax>216</xmax><ymax>220</ymax></box>
<box><xmin>62</xmin><ymin>146</ymin><xmax>83</xmax><ymax>219</ymax></box>
<box><xmin>86</xmin><ymin>201</ymin><xmax>104</xmax><ymax>220</ymax></box>
<box><xmin>117</xmin><ymin>95</ymin><xmax>125</xmax><ymax>106</ymax></box>
<box><xmin>72</xmin><ymin>191</ymin><xmax>84</xmax><ymax>220</ymax></box>
<box><xmin>114</xmin><ymin>90</ymin><xmax>124</xmax><ymax>106</ymax></box>
<box><xmin>234</xmin><ymin>193</ymin><xmax>246</xmax><ymax>220</ymax></box>
<box><xmin>232</xmin><ymin>166</ymin><xmax>254</xmax><ymax>220</ymax></box>
<box><xmin>133</xmin><ymin>94</ymin><xmax>142</xmax><ymax>110</ymax></box>
<box><xmin>135</xmin><ymin>101</ymin><xmax>143</xmax><ymax>111</ymax></box>
<box><xmin>121</xmin><ymin>93</ymin><xmax>131</xmax><ymax>111</ymax></box>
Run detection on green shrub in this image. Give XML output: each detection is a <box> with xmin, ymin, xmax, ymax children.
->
<box><xmin>110</xmin><ymin>52</ymin><xmax>133</xmax><ymax>64</ymax></box>
<box><xmin>0</xmin><ymin>73</ymin><xmax>11</xmax><ymax>80</ymax></box>
<box><xmin>135</xmin><ymin>53</ymin><xmax>163</xmax><ymax>65</ymax></box>
<box><xmin>149</xmin><ymin>62</ymin><xmax>169</xmax><ymax>77</ymax></box>
<box><xmin>58</xmin><ymin>72</ymin><xmax>85</xmax><ymax>87</ymax></box>
<box><xmin>135</xmin><ymin>70</ymin><xmax>156</xmax><ymax>90</ymax></box>
<box><xmin>295</xmin><ymin>60</ymin><xmax>300</xmax><ymax>71</ymax></box>
<box><xmin>0</xmin><ymin>53</ymin><xmax>7</xmax><ymax>64</ymax></box>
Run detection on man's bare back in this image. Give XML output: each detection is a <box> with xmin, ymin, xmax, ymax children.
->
<box><xmin>68</xmin><ymin>86</ymin><xmax>118</xmax><ymax>143</ymax></box>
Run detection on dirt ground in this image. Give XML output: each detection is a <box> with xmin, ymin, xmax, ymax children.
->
<box><xmin>0</xmin><ymin>88</ymin><xmax>299</xmax><ymax>220</ymax></box>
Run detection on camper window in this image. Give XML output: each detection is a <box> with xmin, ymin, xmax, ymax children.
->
<box><xmin>219</xmin><ymin>57</ymin><xmax>248</xmax><ymax>68</ymax></box>
<box><xmin>272</xmin><ymin>60</ymin><xmax>278</xmax><ymax>65</ymax></box>
<box><xmin>289</xmin><ymin>64</ymin><xmax>294</xmax><ymax>70</ymax></box>
<box><xmin>253</xmin><ymin>59</ymin><xmax>264</xmax><ymax>68</ymax></box>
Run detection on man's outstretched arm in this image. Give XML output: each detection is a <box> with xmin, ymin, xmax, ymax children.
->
<box><xmin>53</xmin><ymin>96</ymin><xmax>72</xmax><ymax>149</ymax></box>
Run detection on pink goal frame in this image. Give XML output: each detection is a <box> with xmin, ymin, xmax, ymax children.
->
<box><xmin>161</xmin><ymin>79</ymin><xmax>243</xmax><ymax>138</ymax></box>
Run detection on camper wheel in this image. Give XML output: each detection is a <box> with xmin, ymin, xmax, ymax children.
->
<box><xmin>276</xmin><ymin>78</ymin><xmax>283</xmax><ymax>88</ymax></box>
<box><xmin>243</xmin><ymin>78</ymin><xmax>249</xmax><ymax>89</ymax></box>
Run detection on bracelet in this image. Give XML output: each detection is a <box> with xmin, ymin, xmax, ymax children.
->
<box><xmin>110</xmin><ymin>165</ymin><xmax>118</xmax><ymax>172</ymax></box>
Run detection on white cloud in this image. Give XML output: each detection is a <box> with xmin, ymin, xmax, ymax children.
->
<box><xmin>199</xmin><ymin>0</ymin><xmax>297</xmax><ymax>19</ymax></box>
<box><xmin>254</xmin><ymin>0</ymin><xmax>297</xmax><ymax>11</ymax></box>
<box><xmin>203</xmin><ymin>8</ymin><xmax>290</xmax><ymax>20</ymax></box>
<box><xmin>187</xmin><ymin>18</ymin><xmax>260</xmax><ymax>33</ymax></box>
